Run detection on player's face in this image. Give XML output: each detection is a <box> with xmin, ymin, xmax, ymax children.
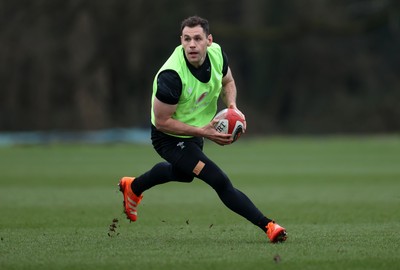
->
<box><xmin>181</xmin><ymin>26</ymin><xmax>212</xmax><ymax>68</ymax></box>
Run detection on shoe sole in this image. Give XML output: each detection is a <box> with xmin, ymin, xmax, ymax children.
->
<box><xmin>273</xmin><ymin>230</ymin><xmax>287</xmax><ymax>243</ymax></box>
<box><xmin>118</xmin><ymin>181</ymin><xmax>131</xmax><ymax>221</ymax></box>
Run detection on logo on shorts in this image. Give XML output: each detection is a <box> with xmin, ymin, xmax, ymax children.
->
<box><xmin>177</xmin><ymin>142</ymin><xmax>185</xmax><ymax>149</ymax></box>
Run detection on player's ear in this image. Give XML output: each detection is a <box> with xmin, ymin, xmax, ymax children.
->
<box><xmin>207</xmin><ymin>34</ymin><xmax>213</xmax><ymax>46</ymax></box>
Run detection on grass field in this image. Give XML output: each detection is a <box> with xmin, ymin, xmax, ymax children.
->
<box><xmin>1</xmin><ymin>136</ymin><xmax>399</xmax><ymax>270</ymax></box>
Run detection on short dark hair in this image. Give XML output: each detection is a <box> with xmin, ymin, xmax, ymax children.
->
<box><xmin>180</xmin><ymin>16</ymin><xmax>210</xmax><ymax>36</ymax></box>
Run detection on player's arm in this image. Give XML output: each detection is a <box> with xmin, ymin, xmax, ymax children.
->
<box><xmin>221</xmin><ymin>67</ymin><xmax>247</xmax><ymax>131</ymax></box>
<box><xmin>221</xmin><ymin>67</ymin><xmax>237</xmax><ymax>109</ymax></box>
<box><xmin>153</xmin><ymin>70</ymin><xmax>207</xmax><ymax>137</ymax></box>
<box><xmin>153</xmin><ymin>97</ymin><xmax>232</xmax><ymax>145</ymax></box>
<box><xmin>153</xmin><ymin>98</ymin><xmax>202</xmax><ymax>137</ymax></box>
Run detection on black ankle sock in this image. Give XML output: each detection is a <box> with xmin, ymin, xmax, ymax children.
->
<box><xmin>257</xmin><ymin>216</ymin><xmax>273</xmax><ymax>232</ymax></box>
<box><xmin>131</xmin><ymin>178</ymin><xmax>141</xmax><ymax>197</ymax></box>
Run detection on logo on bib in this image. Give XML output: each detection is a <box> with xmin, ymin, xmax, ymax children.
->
<box><xmin>196</xmin><ymin>92</ymin><xmax>208</xmax><ymax>104</ymax></box>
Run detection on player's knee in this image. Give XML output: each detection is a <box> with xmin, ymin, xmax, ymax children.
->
<box><xmin>207</xmin><ymin>171</ymin><xmax>233</xmax><ymax>192</ymax></box>
<box><xmin>180</xmin><ymin>176</ymin><xmax>194</xmax><ymax>183</ymax></box>
<box><xmin>172</xmin><ymin>166</ymin><xmax>195</xmax><ymax>183</ymax></box>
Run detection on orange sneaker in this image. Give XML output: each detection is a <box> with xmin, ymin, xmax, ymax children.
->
<box><xmin>266</xmin><ymin>221</ymin><xmax>287</xmax><ymax>243</ymax></box>
<box><xmin>118</xmin><ymin>177</ymin><xmax>143</xmax><ymax>222</ymax></box>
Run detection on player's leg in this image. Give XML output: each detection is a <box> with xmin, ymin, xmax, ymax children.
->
<box><xmin>130</xmin><ymin>136</ymin><xmax>202</xmax><ymax>195</ymax></box>
<box><xmin>119</xmin><ymin>159</ymin><xmax>192</xmax><ymax>222</ymax></box>
<box><xmin>120</xmin><ymin>134</ymin><xmax>286</xmax><ymax>242</ymax></box>
<box><xmin>147</xmin><ymin>137</ymin><xmax>273</xmax><ymax>232</ymax></box>
<box><xmin>157</xmin><ymin>142</ymin><xmax>287</xmax><ymax>242</ymax></box>
<box><xmin>193</xmin><ymin>154</ymin><xmax>270</xmax><ymax>230</ymax></box>
<box><xmin>131</xmin><ymin>161</ymin><xmax>194</xmax><ymax>195</ymax></box>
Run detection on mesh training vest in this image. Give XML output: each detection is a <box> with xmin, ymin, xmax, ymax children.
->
<box><xmin>151</xmin><ymin>43</ymin><xmax>224</xmax><ymax>138</ymax></box>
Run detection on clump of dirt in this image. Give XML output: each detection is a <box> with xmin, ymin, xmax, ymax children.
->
<box><xmin>108</xmin><ymin>218</ymin><xmax>120</xmax><ymax>237</ymax></box>
<box><xmin>273</xmin><ymin>254</ymin><xmax>281</xmax><ymax>263</ymax></box>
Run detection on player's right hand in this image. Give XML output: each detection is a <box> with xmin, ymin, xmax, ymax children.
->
<box><xmin>201</xmin><ymin>119</ymin><xmax>233</xmax><ymax>146</ymax></box>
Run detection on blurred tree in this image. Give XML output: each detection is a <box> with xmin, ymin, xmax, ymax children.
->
<box><xmin>0</xmin><ymin>0</ymin><xmax>399</xmax><ymax>133</ymax></box>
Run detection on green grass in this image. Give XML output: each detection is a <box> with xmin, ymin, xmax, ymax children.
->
<box><xmin>0</xmin><ymin>136</ymin><xmax>399</xmax><ymax>270</ymax></box>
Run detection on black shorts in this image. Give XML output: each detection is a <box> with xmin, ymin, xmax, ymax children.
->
<box><xmin>151</xmin><ymin>125</ymin><xmax>208</xmax><ymax>178</ymax></box>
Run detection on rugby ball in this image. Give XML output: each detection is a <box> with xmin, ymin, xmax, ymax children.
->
<box><xmin>213</xmin><ymin>108</ymin><xmax>245</xmax><ymax>142</ymax></box>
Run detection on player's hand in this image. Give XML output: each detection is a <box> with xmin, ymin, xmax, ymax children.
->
<box><xmin>202</xmin><ymin>119</ymin><xmax>233</xmax><ymax>146</ymax></box>
<box><xmin>228</xmin><ymin>105</ymin><xmax>247</xmax><ymax>133</ymax></box>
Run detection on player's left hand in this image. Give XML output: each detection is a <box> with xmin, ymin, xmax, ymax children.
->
<box><xmin>228</xmin><ymin>105</ymin><xmax>246</xmax><ymax>133</ymax></box>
